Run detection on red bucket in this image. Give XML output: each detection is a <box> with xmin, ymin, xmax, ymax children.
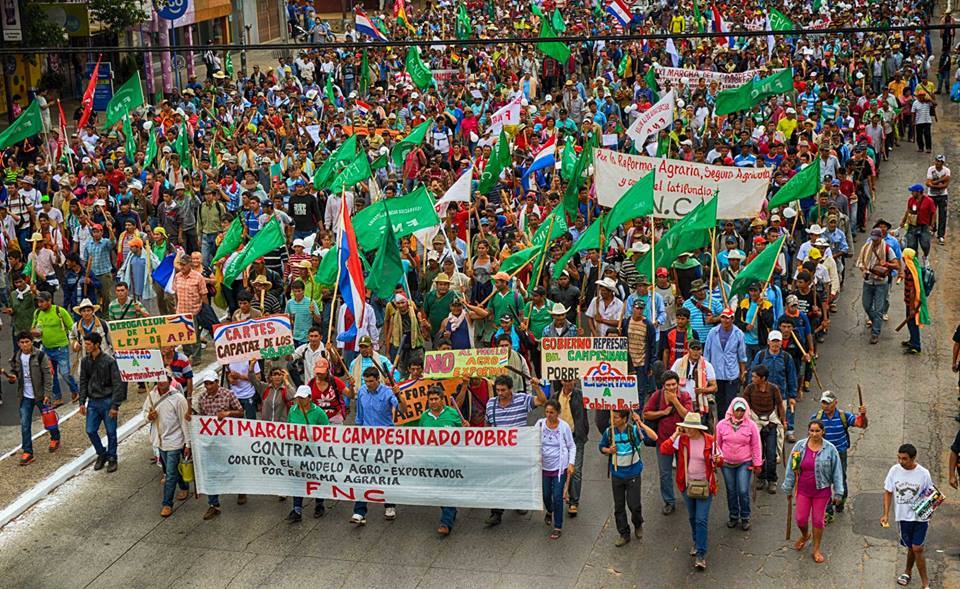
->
<box><xmin>41</xmin><ymin>405</ymin><xmax>59</xmax><ymax>431</ymax></box>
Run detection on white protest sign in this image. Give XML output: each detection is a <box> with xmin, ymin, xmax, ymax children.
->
<box><xmin>213</xmin><ymin>315</ymin><xmax>295</xmax><ymax>363</ymax></box>
<box><xmin>593</xmin><ymin>149</ymin><xmax>771</xmax><ymax>219</ymax></box>
<box><xmin>304</xmin><ymin>124</ymin><xmax>322</xmax><ymax>145</ymax></box>
<box><xmin>626</xmin><ymin>89</ymin><xmax>675</xmax><ymax>149</ymax></box>
<box><xmin>191</xmin><ymin>418</ymin><xmax>543</xmax><ymax>509</ymax></box>
<box><xmin>489</xmin><ymin>94</ymin><xmax>523</xmax><ymax>135</ymax></box>
<box><xmin>115</xmin><ymin>349</ymin><xmax>166</xmax><ymax>382</ymax></box>
<box><xmin>653</xmin><ymin>65</ymin><xmax>784</xmax><ymax>90</ymax></box>
<box><xmin>581</xmin><ymin>366</ymin><xmax>640</xmax><ymax>411</ymax></box>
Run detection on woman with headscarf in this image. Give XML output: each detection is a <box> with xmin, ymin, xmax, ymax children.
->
<box><xmin>715</xmin><ymin>397</ymin><xmax>763</xmax><ymax>531</ymax></box>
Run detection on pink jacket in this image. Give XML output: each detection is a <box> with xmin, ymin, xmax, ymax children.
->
<box><xmin>715</xmin><ymin>397</ymin><xmax>763</xmax><ymax>468</ymax></box>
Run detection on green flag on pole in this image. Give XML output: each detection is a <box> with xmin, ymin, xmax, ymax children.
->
<box><xmin>605</xmin><ymin>172</ymin><xmax>656</xmax><ymax>230</ymax></box>
<box><xmin>105</xmin><ymin>72</ymin><xmax>145</xmax><ymax>128</ymax></box>
<box><xmin>535</xmin><ymin>7</ymin><xmax>570</xmax><ymax>64</ymax></box>
<box><xmin>173</xmin><ymin>124</ymin><xmax>192</xmax><ymax>171</ymax></box>
<box><xmin>325</xmin><ymin>76</ymin><xmax>337</xmax><ymax>105</ymax></box>
<box><xmin>365</xmin><ymin>212</ymin><xmax>406</xmax><ymax>298</ymax></box>
<box><xmin>693</xmin><ymin>0</ymin><xmax>704</xmax><ymax>32</ymax></box>
<box><xmin>563</xmin><ymin>139</ymin><xmax>589</xmax><ymax>217</ymax></box>
<box><xmin>714</xmin><ymin>68</ymin><xmax>794</xmax><ymax>116</ymax></box>
<box><xmin>371</xmin><ymin>152</ymin><xmax>388</xmax><ymax>170</ymax></box>
<box><xmin>643</xmin><ymin>66</ymin><xmax>660</xmax><ymax>101</ymax></box>
<box><xmin>405</xmin><ymin>46</ymin><xmax>435</xmax><ymax>90</ymax></box>
<box><xmin>0</xmin><ymin>101</ymin><xmax>42</xmax><ymax>150</ymax></box>
<box><xmin>122</xmin><ymin>115</ymin><xmax>137</xmax><ymax>157</ymax></box>
<box><xmin>144</xmin><ymin>129</ymin><xmax>158</xmax><ymax>168</ymax></box>
<box><xmin>314</xmin><ymin>246</ymin><xmax>339</xmax><ymax>286</ymax></box>
<box><xmin>224</xmin><ymin>52</ymin><xmax>234</xmax><ymax>77</ymax></box>
<box><xmin>728</xmin><ymin>236</ymin><xmax>786</xmax><ymax>299</ymax></box>
<box><xmin>767</xmin><ymin>161</ymin><xmax>820</xmax><ymax>209</ymax></box>
<box><xmin>351</xmin><ymin>185</ymin><xmax>442</xmax><ymax>251</ymax></box>
<box><xmin>500</xmin><ymin>245</ymin><xmax>542</xmax><ymax>275</ymax></box>
<box><xmin>390</xmin><ymin>119</ymin><xmax>432</xmax><ymax>168</ymax></box>
<box><xmin>212</xmin><ymin>216</ymin><xmax>245</xmax><ymax>264</ymax></box>
<box><xmin>552</xmin><ymin>8</ymin><xmax>567</xmax><ymax>33</ymax></box>
<box><xmin>456</xmin><ymin>1</ymin><xmax>473</xmax><ymax>39</ymax></box>
<box><xmin>329</xmin><ymin>152</ymin><xmax>372</xmax><ymax>193</ymax></box>
<box><xmin>768</xmin><ymin>8</ymin><xmax>795</xmax><ymax>31</ymax></box>
<box><xmin>223</xmin><ymin>218</ymin><xmax>286</xmax><ymax>286</ymax></box>
<box><xmin>477</xmin><ymin>129</ymin><xmax>510</xmax><ymax>195</ymax></box>
<box><xmin>313</xmin><ymin>134</ymin><xmax>358</xmax><ymax>189</ymax></box>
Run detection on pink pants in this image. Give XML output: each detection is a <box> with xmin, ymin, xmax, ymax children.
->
<box><xmin>795</xmin><ymin>492</ymin><xmax>830</xmax><ymax>530</ymax></box>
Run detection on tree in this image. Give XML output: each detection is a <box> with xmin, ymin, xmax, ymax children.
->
<box><xmin>88</xmin><ymin>0</ymin><xmax>149</xmax><ymax>31</ymax></box>
<box><xmin>21</xmin><ymin>2</ymin><xmax>67</xmax><ymax>48</ymax></box>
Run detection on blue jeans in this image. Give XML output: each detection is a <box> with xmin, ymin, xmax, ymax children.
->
<box><xmin>85</xmin><ymin>397</ymin><xmax>118</xmax><ymax>460</ymax></box>
<box><xmin>656</xmin><ymin>451</ymin><xmax>676</xmax><ymax>506</ymax></box>
<box><xmin>159</xmin><ymin>449</ymin><xmax>188</xmax><ymax>507</ymax></box>
<box><xmin>293</xmin><ymin>229</ymin><xmax>314</xmax><ymax>240</ymax></box>
<box><xmin>760</xmin><ymin>425</ymin><xmax>779</xmax><ymax>483</ymax></box>
<box><xmin>207</xmin><ymin>494</ymin><xmax>220</xmax><ymax>507</ymax></box>
<box><xmin>20</xmin><ymin>397</ymin><xmax>60</xmax><ymax>456</ymax></box>
<box><xmin>440</xmin><ymin>506</ymin><xmax>457</xmax><ymax>529</ymax></box>
<box><xmin>238</xmin><ymin>397</ymin><xmax>257</xmax><ymax>419</ymax></box>
<box><xmin>354</xmin><ymin>501</ymin><xmax>395</xmax><ymax>517</ymax></box>
<box><xmin>906</xmin><ymin>305</ymin><xmax>921</xmax><ymax>351</ymax></box>
<box><xmin>542</xmin><ymin>472</ymin><xmax>567</xmax><ymax>529</ymax></box>
<box><xmin>45</xmin><ymin>345</ymin><xmax>78</xmax><ymax>401</ymax></box>
<box><xmin>200</xmin><ymin>233</ymin><xmax>218</xmax><ymax>267</ymax></box>
<box><xmin>682</xmin><ymin>492</ymin><xmax>713</xmax><ymax>558</ymax></box>
<box><xmin>721</xmin><ymin>463</ymin><xmax>752</xmax><ymax>521</ymax></box>
<box><xmin>568</xmin><ymin>440</ymin><xmax>585</xmax><ymax>506</ymax></box>
<box><xmin>861</xmin><ymin>281</ymin><xmax>889</xmax><ymax>337</ymax></box>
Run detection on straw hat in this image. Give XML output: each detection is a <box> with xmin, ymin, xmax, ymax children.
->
<box><xmin>677</xmin><ymin>412</ymin><xmax>708</xmax><ymax>431</ymax></box>
<box><xmin>72</xmin><ymin>298</ymin><xmax>101</xmax><ymax>314</ymax></box>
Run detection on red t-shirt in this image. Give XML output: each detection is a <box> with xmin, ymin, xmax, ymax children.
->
<box><xmin>907</xmin><ymin>195</ymin><xmax>937</xmax><ymax>226</ymax></box>
<box><xmin>643</xmin><ymin>388</ymin><xmax>694</xmax><ymax>450</ymax></box>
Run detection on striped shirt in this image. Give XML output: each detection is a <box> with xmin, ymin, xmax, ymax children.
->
<box><xmin>811</xmin><ymin>409</ymin><xmax>857</xmax><ymax>453</ymax></box>
<box><xmin>912</xmin><ymin>100</ymin><xmax>933</xmax><ymax>125</ymax></box>
<box><xmin>83</xmin><ymin>238</ymin><xmax>115</xmax><ymax>276</ymax></box>
<box><xmin>485</xmin><ymin>392</ymin><xmax>535</xmax><ymax>428</ymax></box>
<box><xmin>682</xmin><ymin>296</ymin><xmax>723</xmax><ymax>341</ymax></box>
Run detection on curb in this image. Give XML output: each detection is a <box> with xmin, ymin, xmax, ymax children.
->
<box><xmin>0</xmin><ymin>406</ymin><xmax>81</xmax><ymax>463</ymax></box>
<box><xmin>0</xmin><ymin>361</ymin><xmax>220</xmax><ymax>530</ymax></box>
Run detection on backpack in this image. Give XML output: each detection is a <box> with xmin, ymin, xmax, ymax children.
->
<box><xmin>816</xmin><ymin>409</ymin><xmax>850</xmax><ymax>448</ymax></box>
<box><xmin>921</xmin><ymin>264</ymin><xmax>936</xmax><ymax>296</ymax></box>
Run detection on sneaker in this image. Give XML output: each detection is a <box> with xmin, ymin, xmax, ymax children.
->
<box><xmin>19</xmin><ymin>453</ymin><xmax>34</xmax><ymax>466</ymax></box>
<box><xmin>176</xmin><ymin>489</ymin><xmax>189</xmax><ymax>501</ymax></box>
<box><xmin>94</xmin><ymin>455</ymin><xmax>107</xmax><ymax>471</ymax></box>
<box><xmin>727</xmin><ymin>519</ymin><xmax>738</xmax><ymax>528</ymax></box>
<box><xmin>741</xmin><ymin>520</ymin><xmax>751</xmax><ymax>531</ymax></box>
<box><xmin>484</xmin><ymin>513</ymin><xmax>502</xmax><ymax>527</ymax></box>
<box><xmin>662</xmin><ymin>503</ymin><xmax>676</xmax><ymax>515</ymax></box>
<box><xmin>614</xmin><ymin>536</ymin><xmax>630</xmax><ymax>547</ymax></box>
<box><xmin>350</xmin><ymin>513</ymin><xmax>367</xmax><ymax>526</ymax></box>
<box><xmin>202</xmin><ymin>506</ymin><xmax>221</xmax><ymax>520</ymax></box>
<box><xmin>48</xmin><ymin>440</ymin><xmax>60</xmax><ymax>452</ymax></box>
<box><xmin>106</xmin><ymin>459</ymin><xmax>118</xmax><ymax>473</ymax></box>
<box><xmin>384</xmin><ymin>507</ymin><xmax>397</xmax><ymax>520</ymax></box>
<box><xmin>938</xmin><ymin>237</ymin><xmax>945</xmax><ymax>245</ymax></box>
<box><xmin>437</xmin><ymin>525</ymin><xmax>451</xmax><ymax>536</ymax></box>
<box><xmin>160</xmin><ymin>506</ymin><xmax>173</xmax><ymax>517</ymax></box>
<box><xmin>286</xmin><ymin>509</ymin><xmax>302</xmax><ymax>523</ymax></box>
<box><xmin>904</xmin><ymin>348</ymin><xmax>921</xmax><ymax>355</ymax></box>
<box><xmin>882</xmin><ymin>313</ymin><xmax>889</xmax><ymax>321</ymax></box>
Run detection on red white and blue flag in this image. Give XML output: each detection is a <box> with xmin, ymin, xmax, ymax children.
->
<box><xmin>355</xmin><ymin>100</ymin><xmax>372</xmax><ymax>116</ymax></box>
<box><xmin>522</xmin><ymin>135</ymin><xmax>557</xmax><ymax>189</ymax></box>
<box><xmin>606</xmin><ymin>0</ymin><xmax>631</xmax><ymax>27</ymax></box>
<box><xmin>710</xmin><ymin>5</ymin><xmax>734</xmax><ymax>47</ymax></box>
<box><xmin>336</xmin><ymin>202</ymin><xmax>367</xmax><ymax>342</ymax></box>
<box><xmin>355</xmin><ymin>8</ymin><xmax>389</xmax><ymax>41</ymax></box>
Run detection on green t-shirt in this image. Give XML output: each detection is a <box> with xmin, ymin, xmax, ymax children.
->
<box><xmin>287</xmin><ymin>402</ymin><xmax>330</xmax><ymax>425</ymax></box>
<box><xmin>108</xmin><ymin>298</ymin><xmax>145</xmax><ymax>321</ymax></box>
<box><xmin>10</xmin><ymin>290</ymin><xmax>35</xmax><ymax>334</ymax></box>
<box><xmin>487</xmin><ymin>290</ymin><xmax>524</xmax><ymax>324</ymax></box>
<box><xmin>32</xmin><ymin>305</ymin><xmax>74</xmax><ymax>349</ymax></box>
<box><xmin>525</xmin><ymin>298</ymin><xmax>555</xmax><ymax>340</ymax></box>
<box><xmin>423</xmin><ymin>290</ymin><xmax>456</xmax><ymax>335</ymax></box>
<box><xmin>418</xmin><ymin>405</ymin><xmax>463</xmax><ymax>428</ymax></box>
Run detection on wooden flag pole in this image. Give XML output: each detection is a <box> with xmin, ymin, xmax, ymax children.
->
<box><xmin>477</xmin><ymin>260</ymin><xmax>536</xmax><ymax>307</ymax></box>
<box><xmin>524</xmin><ymin>214</ymin><xmax>558</xmax><ymax>326</ymax></box>
<box><xmin>708</xmin><ymin>227</ymin><xmax>717</xmax><ymax>309</ymax></box>
<box><xmin>789</xmin><ymin>330</ymin><xmax>823</xmax><ymax>391</ymax></box>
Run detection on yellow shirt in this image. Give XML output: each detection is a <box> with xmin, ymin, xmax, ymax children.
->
<box><xmin>670</xmin><ymin>16</ymin><xmax>686</xmax><ymax>33</ymax></box>
<box><xmin>777</xmin><ymin>117</ymin><xmax>798</xmax><ymax>139</ymax></box>
<box><xmin>888</xmin><ymin>80</ymin><xmax>908</xmax><ymax>100</ymax></box>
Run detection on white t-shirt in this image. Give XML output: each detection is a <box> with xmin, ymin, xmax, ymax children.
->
<box><xmin>671</xmin><ymin>357</ymin><xmax>717</xmax><ymax>398</ymax></box>
<box><xmin>926</xmin><ymin>165</ymin><xmax>950</xmax><ymax>197</ymax></box>
<box><xmin>228</xmin><ymin>361</ymin><xmax>261</xmax><ymax>401</ymax></box>
<box><xmin>21</xmin><ymin>353</ymin><xmax>34</xmax><ymax>399</ymax></box>
<box><xmin>585</xmin><ymin>297</ymin><xmax>624</xmax><ymax>337</ymax></box>
<box><xmin>884</xmin><ymin>463</ymin><xmax>934</xmax><ymax>522</ymax></box>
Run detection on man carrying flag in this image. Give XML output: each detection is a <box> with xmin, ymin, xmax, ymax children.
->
<box><xmin>334</xmin><ymin>199</ymin><xmax>379</xmax><ymax>367</ymax></box>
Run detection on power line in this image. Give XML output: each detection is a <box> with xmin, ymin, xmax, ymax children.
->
<box><xmin>3</xmin><ymin>22</ymin><xmax>958</xmax><ymax>56</ymax></box>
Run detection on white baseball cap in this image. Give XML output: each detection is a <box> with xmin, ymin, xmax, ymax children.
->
<box><xmin>294</xmin><ymin>385</ymin><xmax>312</xmax><ymax>399</ymax></box>
<box><xmin>768</xmin><ymin>330</ymin><xmax>784</xmax><ymax>342</ymax></box>
<box><xmin>199</xmin><ymin>370</ymin><xmax>219</xmax><ymax>383</ymax></box>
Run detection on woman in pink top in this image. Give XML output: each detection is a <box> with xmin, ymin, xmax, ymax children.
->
<box><xmin>715</xmin><ymin>397</ymin><xmax>763</xmax><ymax>530</ymax></box>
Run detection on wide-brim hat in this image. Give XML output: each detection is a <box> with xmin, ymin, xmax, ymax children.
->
<box><xmin>678</xmin><ymin>412</ymin><xmax>708</xmax><ymax>431</ymax></box>
<box><xmin>595</xmin><ymin>277</ymin><xmax>618</xmax><ymax>291</ymax></box>
<box><xmin>251</xmin><ymin>274</ymin><xmax>272</xmax><ymax>287</ymax></box>
<box><xmin>72</xmin><ymin>298</ymin><xmax>101</xmax><ymax>314</ymax></box>
<box><xmin>549</xmin><ymin>302</ymin><xmax>569</xmax><ymax>315</ymax></box>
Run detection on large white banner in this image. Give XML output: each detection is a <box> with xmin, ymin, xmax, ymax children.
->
<box><xmin>489</xmin><ymin>94</ymin><xmax>522</xmax><ymax>136</ymax></box>
<box><xmin>593</xmin><ymin>149</ymin><xmax>770</xmax><ymax>219</ymax></box>
<box><xmin>626</xmin><ymin>89</ymin><xmax>675</xmax><ymax>148</ymax></box>
<box><xmin>654</xmin><ymin>65</ymin><xmax>784</xmax><ymax>91</ymax></box>
<box><xmin>191</xmin><ymin>418</ymin><xmax>542</xmax><ymax>509</ymax></box>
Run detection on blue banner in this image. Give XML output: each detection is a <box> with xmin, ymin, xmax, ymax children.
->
<box><xmin>153</xmin><ymin>0</ymin><xmax>189</xmax><ymax>20</ymax></box>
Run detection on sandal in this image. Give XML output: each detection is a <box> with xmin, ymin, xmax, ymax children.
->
<box><xmin>549</xmin><ymin>529</ymin><xmax>562</xmax><ymax>540</ymax></box>
<box><xmin>544</xmin><ymin>512</ymin><xmax>552</xmax><ymax>525</ymax></box>
<box><xmin>897</xmin><ymin>574</ymin><xmax>912</xmax><ymax>586</ymax></box>
<box><xmin>812</xmin><ymin>552</ymin><xmax>825</xmax><ymax>564</ymax></box>
<box><xmin>793</xmin><ymin>535</ymin><xmax>810</xmax><ymax>551</ymax></box>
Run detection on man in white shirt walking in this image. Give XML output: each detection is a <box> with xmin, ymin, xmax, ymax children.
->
<box><xmin>926</xmin><ymin>154</ymin><xmax>950</xmax><ymax>244</ymax></box>
<box><xmin>881</xmin><ymin>443</ymin><xmax>935</xmax><ymax>589</ymax></box>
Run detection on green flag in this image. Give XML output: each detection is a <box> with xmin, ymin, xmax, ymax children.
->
<box><xmin>223</xmin><ymin>218</ymin><xmax>286</xmax><ymax>286</ymax></box>
<box><xmin>693</xmin><ymin>0</ymin><xmax>704</xmax><ymax>32</ymax></box>
<box><xmin>552</xmin><ymin>8</ymin><xmax>566</xmax><ymax>33</ymax></box>
<box><xmin>634</xmin><ymin>196</ymin><xmax>718</xmax><ymax>279</ymax></box>
<box><xmin>552</xmin><ymin>218</ymin><xmax>602</xmax><ymax>279</ymax></box>
<box><xmin>371</xmin><ymin>152</ymin><xmax>388</xmax><ymax>170</ymax></box>
<box><xmin>405</xmin><ymin>46</ymin><xmax>435</xmax><ymax>91</ymax></box>
<box><xmin>535</xmin><ymin>7</ymin><xmax>570</xmax><ymax>64</ymax></box>
<box><xmin>144</xmin><ymin>129</ymin><xmax>158</xmax><ymax>168</ymax></box>
<box><xmin>325</xmin><ymin>75</ymin><xmax>337</xmax><ymax>104</ymax></box>
<box><xmin>391</xmin><ymin>119</ymin><xmax>432</xmax><ymax>168</ymax></box>
<box><xmin>563</xmin><ymin>138</ymin><xmax>589</xmax><ymax>217</ymax></box>
<box><xmin>767</xmin><ymin>160</ymin><xmax>820</xmax><ymax>209</ymax></box>
<box><xmin>360</xmin><ymin>49</ymin><xmax>371</xmax><ymax>95</ymax></box>
<box><xmin>269</xmin><ymin>162</ymin><xmax>283</xmax><ymax>179</ymax></box>
<box><xmin>532</xmin><ymin>206</ymin><xmax>569</xmax><ymax>246</ymax></box>
<box><xmin>314</xmin><ymin>246</ymin><xmax>339</xmax><ymax>286</ymax></box>
<box><xmin>213</xmin><ymin>216</ymin><xmax>245</xmax><ymax>264</ymax></box>
<box><xmin>811</xmin><ymin>0</ymin><xmax>822</xmax><ymax>12</ymax></box>
<box><xmin>0</xmin><ymin>101</ymin><xmax>42</xmax><ymax>151</ymax></box>
<box><xmin>477</xmin><ymin>129</ymin><xmax>510</xmax><ymax>195</ymax></box>
<box><xmin>314</xmin><ymin>135</ymin><xmax>358</xmax><ymax>189</ymax></box>
<box><xmin>104</xmin><ymin>72</ymin><xmax>144</xmax><ymax>128</ymax></box>
<box><xmin>606</xmin><ymin>172</ymin><xmax>656</xmax><ymax>230</ymax></box>
<box><xmin>352</xmin><ymin>185</ymin><xmax>441</xmax><ymax>251</ymax></box>
<box><xmin>714</xmin><ymin>68</ymin><xmax>794</xmax><ymax>116</ymax></box>
<box><xmin>174</xmin><ymin>124</ymin><xmax>192</xmax><ymax>171</ymax></box>
<box><xmin>500</xmin><ymin>244</ymin><xmax>541</xmax><ymax>275</ymax></box>
<box><xmin>329</xmin><ymin>152</ymin><xmax>372</xmax><ymax>193</ymax></box>
<box><xmin>729</xmin><ymin>236</ymin><xmax>786</xmax><ymax>299</ymax></box>
<box><xmin>224</xmin><ymin>52</ymin><xmax>234</xmax><ymax>77</ymax></box>
<box><xmin>768</xmin><ymin>8</ymin><xmax>794</xmax><ymax>31</ymax></box>
<box><xmin>122</xmin><ymin>115</ymin><xmax>137</xmax><ymax>157</ymax></box>
<box><xmin>365</xmin><ymin>213</ymin><xmax>406</xmax><ymax>298</ymax></box>
<box><xmin>560</xmin><ymin>136</ymin><xmax>578</xmax><ymax>181</ymax></box>
<box><xmin>643</xmin><ymin>66</ymin><xmax>660</xmax><ymax>101</ymax></box>
<box><xmin>456</xmin><ymin>1</ymin><xmax>473</xmax><ymax>39</ymax></box>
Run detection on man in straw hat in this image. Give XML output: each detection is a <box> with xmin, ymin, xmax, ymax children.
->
<box><xmin>586</xmin><ymin>276</ymin><xmax>624</xmax><ymax>337</ymax></box>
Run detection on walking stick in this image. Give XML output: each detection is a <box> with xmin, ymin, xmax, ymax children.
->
<box><xmin>790</xmin><ymin>331</ymin><xmax>823</xmax><ymax>391</ymax></box>
<box><xmin>857</xmin><ymin>384</ymin><xmax>864</xmax><ymax>406</ymax></box>
<box><xmin>786</xmin><ymin>491</ymin><xmax>794</xmax><ymax>541</ymax></box>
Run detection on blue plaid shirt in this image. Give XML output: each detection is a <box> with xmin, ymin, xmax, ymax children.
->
<box><xmin>82</xmin><ymin>238</ymin><xmax>114</xmax><ymax>276</ymax></box>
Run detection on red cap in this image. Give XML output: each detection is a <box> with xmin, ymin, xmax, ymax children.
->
<box><xmin>91</xmin><ymin>223</ymin><xmax>103</xmax><ymax>231</ymax></box>
<box><xmin>720</xmin><ymin>307</ymin><xmax>735</xmax><ymax>318</ymax></box>
<box><xmin>655</xmin><ymin>268</ymin><xmax>669</xmax><ymax>278</ymax></box>
<box><xmin>753</xmin><ymin>236</ymin><xmax>766</xmax><ymax>245</ymax></box>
